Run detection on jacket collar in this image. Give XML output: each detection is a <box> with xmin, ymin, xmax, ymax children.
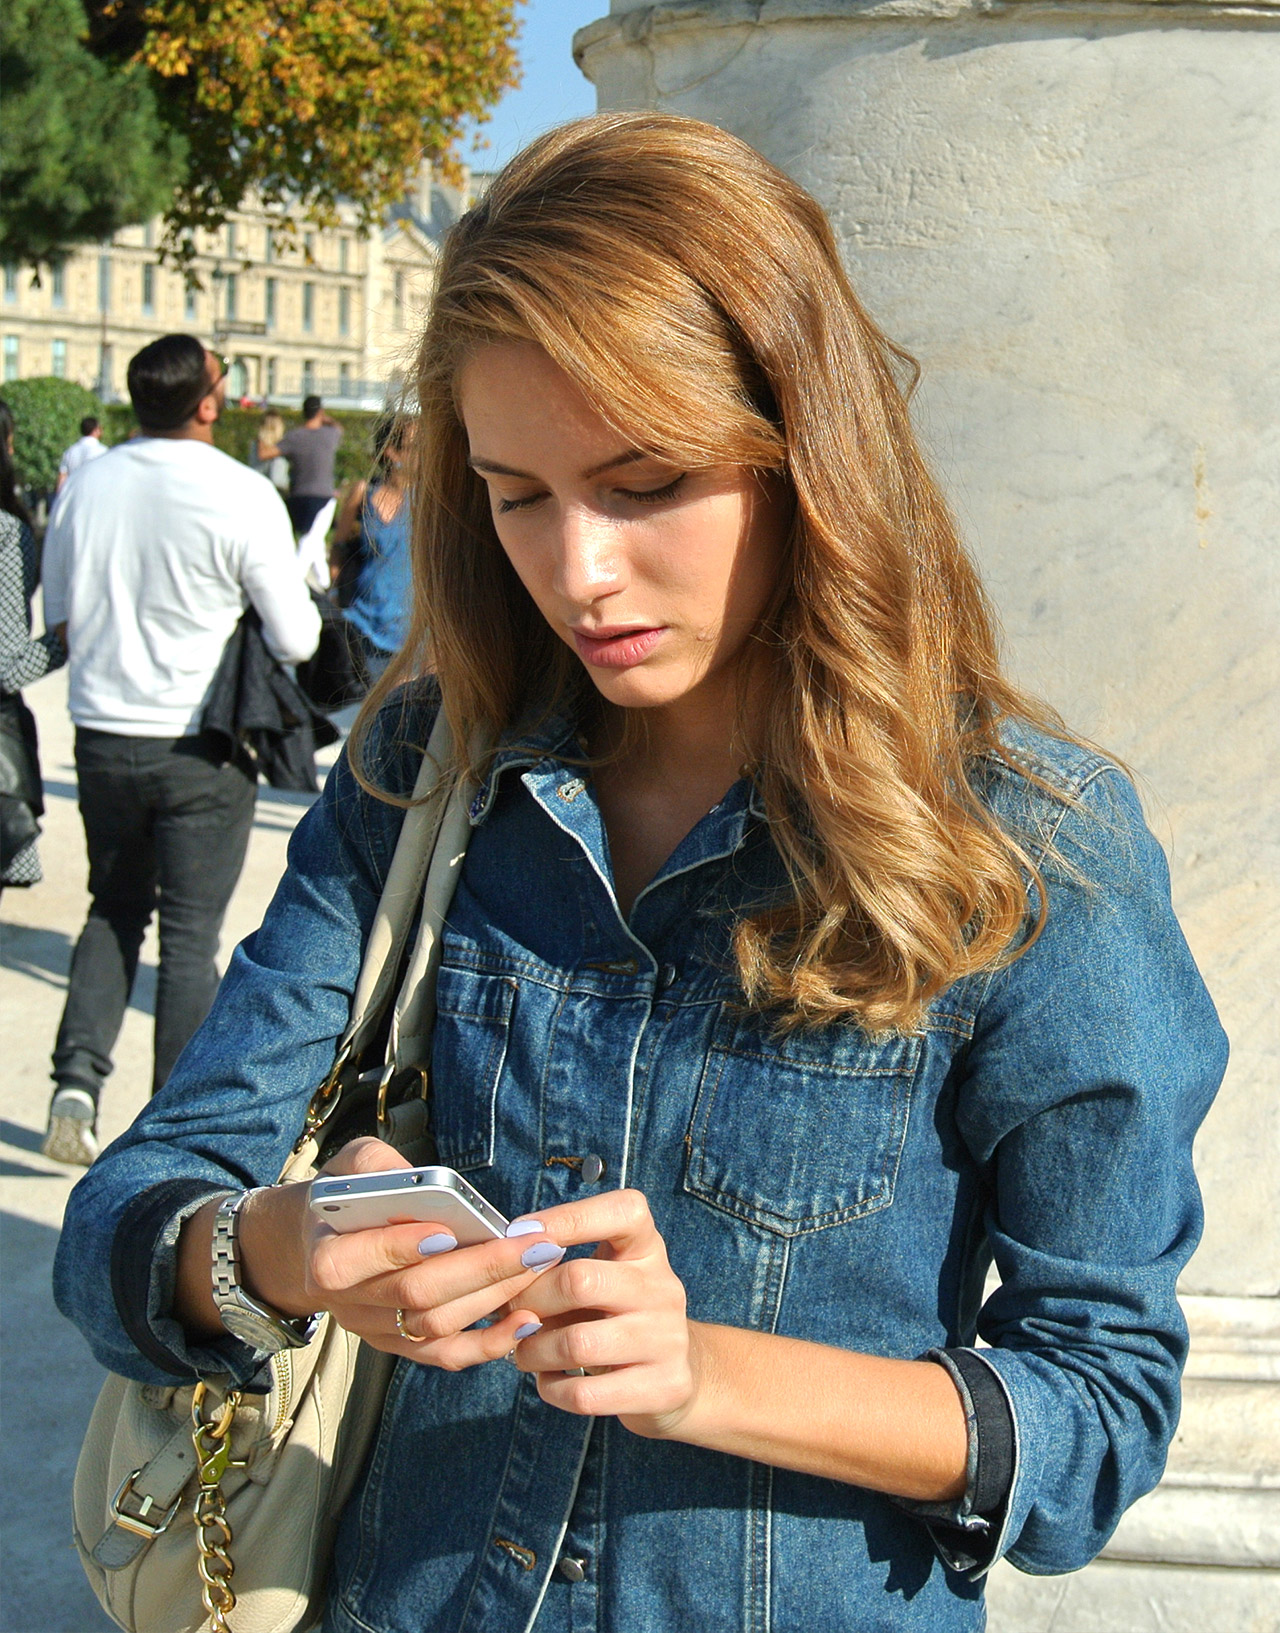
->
<box><xmin>465</xmin><ymin>703</ymin><xmax>767</xmax><ymax>826</ymax></box>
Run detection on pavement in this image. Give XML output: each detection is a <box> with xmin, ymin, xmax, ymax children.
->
<box><xmin>0</xmin><ymin>665</ymin><xmax>343</xmax><ymax>1633</ymax></box>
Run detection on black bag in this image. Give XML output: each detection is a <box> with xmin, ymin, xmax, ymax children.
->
<box><xmin>0</xmin><ymin>692</ymin><xmax>43</xmax><ymax>870</ymax></box>
<box><xmin>295</xmin><ymin>591</ymin><xmax>369</xmax><ymax>712</ymax></box>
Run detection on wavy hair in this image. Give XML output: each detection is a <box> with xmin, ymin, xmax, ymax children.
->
<box><xmin>352</xmin><ymin>112</ymin><xmax>1075</xmax><ymax>1033</ymax></box>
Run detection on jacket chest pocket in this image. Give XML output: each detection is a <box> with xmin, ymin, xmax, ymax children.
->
<box><xmin>682</xmin><ymin>1010</ymin><xmax>919</xmax><ymax>1237</ymax></box>
<box><xmin>430</xmin><ymin>969</ymin><xmax>516</xmax><ymax>1172</ymax></box>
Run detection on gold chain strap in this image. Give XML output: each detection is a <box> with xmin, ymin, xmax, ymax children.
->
<box><xmin>191</xmin><ymin>1380</ymin><xmax>245</xmax><ymax>1633</ymax></box>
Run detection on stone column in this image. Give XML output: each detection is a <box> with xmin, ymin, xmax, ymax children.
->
<box><xmin>576</xmin><ymin>5</ymin><xmax>1280</xmax><ymax>1625</ymax></box>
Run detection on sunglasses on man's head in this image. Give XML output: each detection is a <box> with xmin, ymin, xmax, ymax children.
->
<box><xmin>210</xmin><ymin>352</ymin><xmax>230</xmax><ymax>385</ymax></box>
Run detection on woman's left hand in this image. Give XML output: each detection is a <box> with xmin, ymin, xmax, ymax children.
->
<box><xmin>505</xmin><ymin>1189</ymin><xmax>703</xmax><ymax>1439</ymax></box>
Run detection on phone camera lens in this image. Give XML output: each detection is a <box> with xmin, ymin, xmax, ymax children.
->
<box><xmin>410</xmin><ymin>1173</ymin><xmax>423</xmax><ymax>1184</ymax></box>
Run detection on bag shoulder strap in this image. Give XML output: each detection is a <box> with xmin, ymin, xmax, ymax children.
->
<box><xmin>342</xmin><ymin>706</ymin><xmax>464</xmax><ymax>1063</ymax></box>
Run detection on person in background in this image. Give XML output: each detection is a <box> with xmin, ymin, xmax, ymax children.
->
<box><xmin>328</xmin><ymin>414</ymin><xmax>412</xmax><ymax>685</ymax></box>
<box><xmin>55</xmin><ymin>416</ymin><xmax>106</xmax><ymax>494</ymax></box>
<box><xmin>0</xmin><ymin>398</ymin><xmax>66</xmax><ymax>901</ymax></box>
<box><xmin>278</xmin><ymin>395</ymin><xmax>343</xmax><ymax>538</ymax></box>
<box><xmin>248</xmin><ymin>411</ymin><xmax>291</xmax><ymax>495</ymax></box>
<box><xmin>39</xmin><ymin>334</ymin><xmax>320</xmax><ymax>1166</ymax></box>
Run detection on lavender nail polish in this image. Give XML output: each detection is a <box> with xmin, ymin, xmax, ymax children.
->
<box><xmin>505</xmin><ymin>1219</ymin><xmax>545</xmax><ymax>1238</ymax></box>
<box><xmin>418</xmin><ymin>1232</ymin><xmax>457</xmax><ymax>1256</ymax></box>
<box><xmin>521</xmin><ymin>1241</ymin><xmax>565</xmax><ymax>1270</ymax></box>
<box><xmin>513</xmin><ymin>1321</ymin><xmax>542</xmax><ymax>1340</ymax></box>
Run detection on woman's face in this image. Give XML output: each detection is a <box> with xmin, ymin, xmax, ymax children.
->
<box><xmin>458</xmin><ymin>342</ymin><xmax>789</xmax><ymax>722</ymax></box>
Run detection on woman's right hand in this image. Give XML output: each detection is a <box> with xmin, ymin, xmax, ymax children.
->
<box><xmin>297</xmin><ymin>1138</ymin><xmax>559</xmax><ymax>1367</ymax></box>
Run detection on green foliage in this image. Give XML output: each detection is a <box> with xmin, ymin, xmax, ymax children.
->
<box><xmin>2</xmin><ymin>376</ymin><xmax>104</xmax><ymax>493</ymax></box>
<box><xmin>84</xmin><ymin>0</ymin><xmax>521</xmax><ymax>265</ymax></box>
<box><xmin>100</xmin><ymin>404</ymin><xmax>382</xmax><ymax>491</ymax></box>
<box><xmin>0</xmin><ymin>0</ymin><xmax>183</xmax><ymax>267</ymax></box>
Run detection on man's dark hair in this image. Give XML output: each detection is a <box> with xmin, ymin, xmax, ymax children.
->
<box><xmin>302</xmin><ymin>395</ymin><xmax>322</xmax><ymax>420</ymax></box>
<box><xmin>80</xmin><ymin>415</ymin><xmax>100</xmax><ymax>437</ymax></box>
<box><xmin>127</xmin><ymin>335</ymin><xmax>211</xmax><ymax>431</ymax></box>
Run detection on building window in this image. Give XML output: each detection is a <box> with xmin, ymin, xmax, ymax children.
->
<box><xmin>339</xmin><ymin>286</ymin><xmax>350</xmax><ymax>337</ymax></box>
<box><xmin>228</xmin><ymin>357</ymin><xmax>248</xmax><ymax>399</ymax></box>
<box><xmin>265</xmin><ymin>277</ymin><xmax>276</xmax><ymax>331</ymax></box>
<box><xmin>304</xmin><ymin>231</ymin><xmax>315</xmax><ymax>264</ymax></box>
<box><xmin>227</xmin><ymin>222</ymin><xmax>237</xmax><ymax>258</ymax></box>
<box><xmin>393</xmin><ymin>270</ymin><xmax>404</xmax><ymax>327</ymax></box>
<box><xmin>98</xmin><ymin>254</ymin><xmax>112</xmax><ymax>313</ymax></box>
<box><xmin>303</xmin><ymin>282</ymin><xmax>314</xmax><ymax>332</ymax></box>
<box><xmin>97</xmin><ymin>342</ymin><xmax>113</xmax><ymax>397</ymax></box>
<box><xmin>142</xmin><ymin>263</ymin><xmax>155</xmax><ymax>315</ymax></box>
<box><xmin>51</xmin><ymin>338</ymin><xmax>67</xmax><ymax>378</ymax></box>
<box><xmin>339</xmin><ymin>361</ymin><xmax>351</xmax><ymax>396</ymax></box>
<box><xmin>265</xmin><ymin>227</ymin><xmax>274</xmax><ymax>263</ymax></box>
<box><xmin>184</xmin><ymin>280</ymin><xmax>197</xmax><ymax>321</ymax></box>
<box><xmin>225</xmin><ymin>272</ymin><xmax>238</xmax><ymax>322</ymax></box>
<box><xmin>3</xmin><ymin>265</ymin><xmax>17</xmax><ymax>304</ymax></box>
<box><xmin>52</xmin><ymin>264</ymin><xmax>66</xmax><ymax>308</ymax></box>
<box><xmin>339</xmin><ymin>237</ymin><xmax>349</xmax><ymax>273</ymax></box>
<box><xmin>143</xmin><ymin>220</ymin><xmax>155</xmax><ymax>250</ymax></box>
<box><xmin>3</xmin><ymin>337</ymin><xmax>18</xmax><ymax>382</ymax></box>
<box><xmin>266</xmin><ymin>356</ymin><xmax>277</xmax><ymax>397</ymax></box>
<box><xmin>302</xmin><ymin>359</ymin><xmax>315</xmax><ymax>395</ymax></box>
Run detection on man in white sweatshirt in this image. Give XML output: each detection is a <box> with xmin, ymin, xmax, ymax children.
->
<box><xmin>41</xmin><ymin>334</ymin><xmax>321</xmax><ymax>1164</ymax></box>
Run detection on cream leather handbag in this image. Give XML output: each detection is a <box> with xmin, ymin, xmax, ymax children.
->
<box><xmin>73</xmin><ymin>708</ymin><xmax>479</xmax><ymax>1633</ymax></box>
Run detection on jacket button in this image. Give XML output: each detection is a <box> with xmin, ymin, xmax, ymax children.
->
<box><xmin>658</xmin><ymin>963</ymin><xmax>678</xmax><ymax>991</ymax></box>
<box><xmin>557</xmin><ymin>1555</ymin><xmax>588</xmax><ymax>1582</ymax></box>
<box><xmin>581</xmin><ymin>1154</ymin><xmax>605</xmax><ymax>1184</ymax></box>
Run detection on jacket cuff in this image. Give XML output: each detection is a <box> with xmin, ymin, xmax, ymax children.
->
<box><xmin>109</xmin><ymin>1178</ymin><xmax>273</xmax><ymax>1386</ymax></box>
<box><xmin>891</xmin><ymin>1346</ymin><xmax>1019</xmax><ymax>1578</ymax></box>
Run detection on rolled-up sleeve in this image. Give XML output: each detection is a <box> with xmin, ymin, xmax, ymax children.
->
<box><xmin>52</xmin><ymin>700</ymin><xmax>434</xmax><ymax>1382</ymax></box>
<box><xmin>952</xmin><ymin>765</ymin><xmax>1228</xmax><ymax>1576</ymax></box>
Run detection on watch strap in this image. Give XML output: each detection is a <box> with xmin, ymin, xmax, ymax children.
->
<box><xmin>211</xmin><ymin>1189</ymin><xmax>317</xmax><ymax>1348</ymax></box>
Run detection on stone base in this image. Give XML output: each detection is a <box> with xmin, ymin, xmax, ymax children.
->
<box><xmin>985</xmin><ymin>1559</ymin><xmax>1280</xmax><ymax>1633</ymax></box>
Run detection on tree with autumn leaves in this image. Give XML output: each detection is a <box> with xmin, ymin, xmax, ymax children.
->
<box><xmin>1</xmin><ymin>0</ymin><xmax>522</xmax><ymax>269</ymax></box>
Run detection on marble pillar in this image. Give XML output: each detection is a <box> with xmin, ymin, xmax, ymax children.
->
<box><xmin>576</xmin><ymin>4</ymin><xmax>1280</xmax><ymax>1625</ymax></box>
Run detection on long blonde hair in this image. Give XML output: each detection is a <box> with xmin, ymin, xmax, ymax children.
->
<box><xmin>354</xmin><ymin>112</ymin><xmax>1073</xmax><ymax>1033</ymax></box>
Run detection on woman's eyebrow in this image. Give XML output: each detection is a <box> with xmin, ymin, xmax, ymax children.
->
<box><xmin>467</xmin><ymin>449</ymin><xmax>652</xmax><ymax>481</ymax></box>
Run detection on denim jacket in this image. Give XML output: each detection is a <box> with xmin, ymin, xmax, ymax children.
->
<box><xmin>55</xmin><ymin>692</ymin><xmax>1227</xmax><ymax>1633</ymax></box>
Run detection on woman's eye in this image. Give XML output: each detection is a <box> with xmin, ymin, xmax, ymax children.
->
<box><xmin>496</xmin><ymin>492</ymin><xmax>542</xmax><ymax>513</ymax></box>
<box><xmin>619</xmin><ymin>475</ymin><xmax>686</xmax><ymax>505</ymax></box>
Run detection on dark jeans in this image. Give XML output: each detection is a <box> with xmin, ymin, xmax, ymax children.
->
<box><xmin>286</xmin><ymin>494</ymin><xmax>331</xmax><ymax>536</ymax></box>
<box><xmin>53</xmin><ymin>728</ymin><xmax>257</xmax><ymax>1106</ymax></box>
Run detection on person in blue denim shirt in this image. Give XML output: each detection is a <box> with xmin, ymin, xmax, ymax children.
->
<box><xmin>56</xmin><ymin>114</ymin><xmax>1228</xmax><ymax>1633</ymax></box>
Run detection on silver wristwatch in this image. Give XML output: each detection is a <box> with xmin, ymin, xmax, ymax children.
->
<box><xmin>211</xmin><ymin>1190</ymin><xmax>319</xmax><ymax>1353</ymax></box>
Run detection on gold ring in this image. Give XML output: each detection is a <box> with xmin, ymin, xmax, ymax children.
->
<box><xmin>395</xmin><ymin>1307</ymin><xmax>427</xmax><ymax>1344</ymax></box>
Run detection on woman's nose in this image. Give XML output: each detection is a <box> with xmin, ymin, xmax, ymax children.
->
<box><xmin>552</xmin><ymin>507</ymin><xmax>622</xmax><ymax>606</ymax></box>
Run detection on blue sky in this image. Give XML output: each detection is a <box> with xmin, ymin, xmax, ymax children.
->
<box><xmin>463</xmin><ymin>1</ymin><xmax>605</xmax><ymax>174</ymax></box>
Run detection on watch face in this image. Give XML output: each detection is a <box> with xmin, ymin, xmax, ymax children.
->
<box><xmin>219</xmin><ymin>1298</ymin><xmax>295</xmax><ymax>1353</ymax></box>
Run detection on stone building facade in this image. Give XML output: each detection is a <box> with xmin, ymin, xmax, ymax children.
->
<box><xmin>576</xmin><ymin>4</ymin><xmax>1279</xmax><ymax>1629</ymax></box>
<box><xmin>0</xmin><ymin>169</ymin><xmax>478</xmax><ymax>408</ymax></box>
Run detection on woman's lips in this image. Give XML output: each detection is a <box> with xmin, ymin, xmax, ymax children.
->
<box><xmin>571</xmin><ymin>626</ymin><xmax>665</xmax><ymax>669</ymax></box>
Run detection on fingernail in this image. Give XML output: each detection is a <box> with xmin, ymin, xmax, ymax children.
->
<box><xmin>521</xmin><ymin>1242</ymin><xmax>565</xmax><ymax>1270</ymax></box>
<box><xmin>505</xmin><ymin>1219</ymin><xmax>544</xmax><ymax>1238</ymax></box>
<box><xmin>418</xmin><ymin>1232</ymin><xmax>457</xmax><ymax>1256</ymax></box>
<box><xmin>513</xmin><ymin>1320</ymin><xmax>542</xmax><ymax>1340</ymax></box>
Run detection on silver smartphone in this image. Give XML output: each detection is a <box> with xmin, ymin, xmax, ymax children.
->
<box><xmin>308</xmin><ymin>1165</ymin><xmax>510</xmax><ymax>1245</ymax></box>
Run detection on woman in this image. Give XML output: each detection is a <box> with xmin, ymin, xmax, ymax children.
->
<box><xmin>0</xmin><ymin>398</ymin><xmax>66</xmax><ymax>899</ymax></box>
<box><xmin>329</xmin><ymin>413</ymin><xmax>412</xmax><ymax>682</ymax></box>
<box><xmin>56</xmin><ymin>116</ymin><xmax>1226</xmax><ymax>1631</ymax></box>
<box><xmin>248</xmin><ymin>410</ymin><xmax>290</xmax><ymax>493</ymax></box>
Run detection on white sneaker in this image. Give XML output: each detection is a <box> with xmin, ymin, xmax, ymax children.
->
<box><xmin>41</xmin><ymin>1088</ymin><xmax>99</xmax><ymax>1167</ymax></box>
